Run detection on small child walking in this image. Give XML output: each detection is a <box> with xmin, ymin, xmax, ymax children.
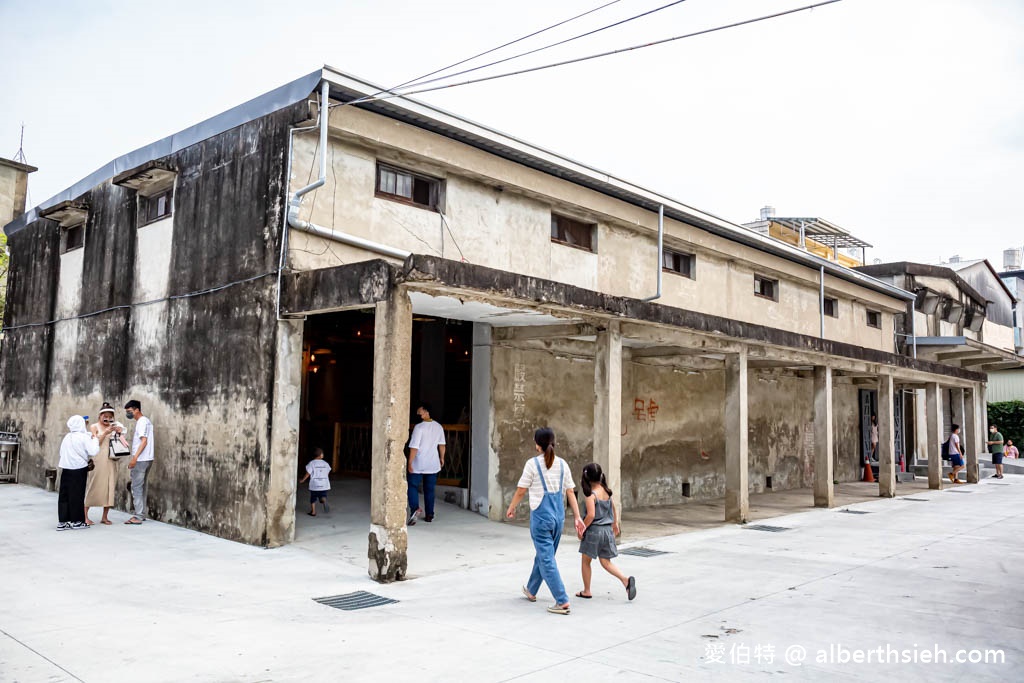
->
<box><xmin>299</xmin><ymin>448</ymin><xmax>332</xmax><ymax>516</ymax></box>
<box><xmin>576</xmin><ymin>463</ymin><xmax>636</xmax><ymax>601</ymax></box>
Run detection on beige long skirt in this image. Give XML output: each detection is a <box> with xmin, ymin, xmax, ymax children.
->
<box><xmin>84</xmin><ymin>435</ymin><xmax>119</xmax><ymax>508</ymax></box>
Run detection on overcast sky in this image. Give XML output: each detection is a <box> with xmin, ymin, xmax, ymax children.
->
<box><xmin>1</xmin><ymin>0</ymin><xmax>1021</xmax><ymax>267</ymax></box>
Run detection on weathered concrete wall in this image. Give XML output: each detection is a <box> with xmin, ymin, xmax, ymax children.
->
<box><xmin>285</xmin><ymin>107</ymin><xmax>904</xmax><ymax>353</ymax></box>
<box><xmin>489</xmin><ymin>342</ymin><xmax>865</xmax><ymax>512</ymax></box>
<box><xmin>0</xmin><ymin>102</ymin><xmax>308</xmax><ymax>545</ymax></box>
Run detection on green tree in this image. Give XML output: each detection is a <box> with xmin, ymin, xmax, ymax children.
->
<box><xmin>988</xmin><ymin>400</ymin><xmax>1024</xmax><ymax>447</ymax></box>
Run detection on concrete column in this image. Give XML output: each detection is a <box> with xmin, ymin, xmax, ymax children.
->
<box><xmin>964</xmin><ymin>387</ymin><xmax>980</xmax><ymax>483</ymax></box>
<box><xmin>265</xmin><ymin>318</ymin><xmax>304</xmax><ymax>547</ymax></box>
<box><xmin>593</xmin><ymin>321</ymin><xmax>623</xmax><ymax>525</ymax></box>
<box><xmin>877</xmin><ymin>374</ymin><xmax>896</xmax><ymax>497</ymax></box>
<box><xmin>925</xmin><ymin>382</ymin><xmax>942</xmax><ymax>489</ymax></box>
<box><xmin>469</xmin><ymin>323</ymin><xmax>492</xmax><ymax>517</ymax></box>
<box><xmin>368</xmin><ymin>288</ymin><xmax>412</xmax><ymax>582</ymax></box>
<box><xmin>725</xmin><ymin>348</ymin><xmax>749</xmax><ymax>523</ymax></box>
<box><xmin>951</xmin><ymin>387</ymin><xmax>965</xmax><ymax>434</ymax></box>
<box><xmin>813</xmin><ymin>366</ymin><xmax>834</xmax><ymax>507</ymax></box>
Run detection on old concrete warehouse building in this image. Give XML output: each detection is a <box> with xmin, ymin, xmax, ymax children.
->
<box><xmin>0</xmin><ymin>67</ymin><xmax>991</xmax><ymax>581</ymax></box>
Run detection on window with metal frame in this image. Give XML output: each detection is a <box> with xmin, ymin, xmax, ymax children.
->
<box><xmin>823</xmin><ymin>297</ymin><xmax>838</xmax><ymax>318</ymax></box>
<box><xmin>139</xmin><ymin>187</ymin><xmax>173</xmax><ymax>226</ymax></box>
<box><xmin>376</xmin><ymin>163</ymin><xmax>441</xmax><ymax>210</ymax></box>
<box><xmin>866</xmin><ymin>310</ymin><xmax>881</xmax><ymax>328</ymax></box>
<box><xmin>662</xmin><ymin>249</ymin><xmax>695</xmax><ymax>279</ymax></box>
<box><xmin>754</xmin><ymin>274</ymin><xmax>778</xmax><ymax>301</ymax></box>
<box><xmin>61</xmin><ymin>224</ymin><xmax>84</xmax><ymax>254</ymax></box>
<box><xmin>550</xmin><ymin>214</ymin><xmax>595</xmax><ymax>252</ymax></box>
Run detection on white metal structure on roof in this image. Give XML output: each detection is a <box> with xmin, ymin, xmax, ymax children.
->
<box><xmin>769</xmin><ymin>217</ymin><xmax>872</xmax><ymax>250</ymax></box>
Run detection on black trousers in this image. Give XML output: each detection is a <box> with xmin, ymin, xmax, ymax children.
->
<box><xmin>58</xmin><ymin>466</ymin><xmax>88</xmax><ymax>523</ymax></box>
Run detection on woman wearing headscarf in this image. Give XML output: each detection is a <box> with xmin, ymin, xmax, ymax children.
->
<box><xmin>505</xmin><ymin>427</ymin><xmax>585</xmax><ymax>615</ymax></box>
<box><xmin>57</xmin><ymin>415</ymin><xmax>110</xmax><ymax>530</ymax></box>
<box><xmin>84</xmin><ymin>402</ymin><xmax>129</xmax><ymax>525</ymax></box>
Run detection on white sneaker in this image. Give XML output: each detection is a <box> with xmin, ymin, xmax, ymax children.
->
<box><xmin>56</xmin><ymin>522</ymin><xmax>72</xmax><ymax>531</ymax></box>
<box><xmin>408</xmin><ymin>508</ymin><xmax>421</xmax><ymax>526</ymax></box>
<box><xmin>70</xmin><ymin>521</ymin><xmax>90</xmax><ymax>530</ymax></box>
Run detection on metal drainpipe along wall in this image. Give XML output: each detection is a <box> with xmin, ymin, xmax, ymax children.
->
<box><xmin>276</xmin><ymin>84</ymin><xmax>327</xmax><ymax>321</ymax></box>
<box><xmin>642</xmin><ymin>205</ymin><xmax>664</xmax><ymax>302</ymax></box>
<box><xmin>820</xmin><ymin>265</ymin><xmax>825</xmax><ymax>338</ymax></box>
<box><xmin>282</xmin><ymin>80</ymin><xmax>412</xmax><ymax>266</ymax></box>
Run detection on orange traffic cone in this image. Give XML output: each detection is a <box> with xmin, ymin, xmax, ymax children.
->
<box><xmin>863</xmin><ymin>459</ymin><xmax>876</xmax><ymax>483</ymax></box>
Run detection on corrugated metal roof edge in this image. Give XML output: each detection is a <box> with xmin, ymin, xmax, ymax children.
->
<box><xmin>4</xmin><ymin>66</ymin><xmax>913</xmax><ymax>304</ymax></box>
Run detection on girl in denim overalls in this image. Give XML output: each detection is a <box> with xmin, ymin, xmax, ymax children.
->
<box><xmin>506</xmin><ymin>427</ymin><xmax>585</xmax><ymax>615</ymax></box>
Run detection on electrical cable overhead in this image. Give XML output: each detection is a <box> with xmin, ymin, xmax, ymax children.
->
<box><xmin>354</xmin><ymin>0</ymin><xmax>624</xmax><ymax>103</ymax></box>
<box><xmin>363</xmin><ymin>0</ymin><xmax>691</xmax><ymax>99</ymax></box>
<box><xmin>363</xmin><ymin>0</ymin><xmax>843</xmax><ymax>102</ymax></box>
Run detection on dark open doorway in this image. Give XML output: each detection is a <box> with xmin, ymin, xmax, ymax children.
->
<box><xmin>296</xmin><ymin>309</ymin><xmax>474</xmax><ymax>516</ymax></box>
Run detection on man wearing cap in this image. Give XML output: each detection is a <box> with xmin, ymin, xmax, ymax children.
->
<box><xmin>124</xmin><ymin>400</ymin><xmax>154</xmax><ymax>524</ymax></box>
<box><xmin>57</xmin><ymin>415</ymin><xmax>112</xmax><ymax>530</ymax></box>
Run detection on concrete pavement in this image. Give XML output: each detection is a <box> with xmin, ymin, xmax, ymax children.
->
<box><xmin>2</xmin><ymin>476</ymin><xmax>1022</xmax><ymax>682</ymax></box>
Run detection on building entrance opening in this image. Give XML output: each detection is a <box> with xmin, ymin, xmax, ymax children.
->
<box><xmin>294</xmin><ymin>309</ymin><xmax>473</xmax><ymax>543</ymax></box>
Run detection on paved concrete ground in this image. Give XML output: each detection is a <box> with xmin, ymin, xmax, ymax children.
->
<box><xmin>2</xmin><ymin>476</ymin><xmax>1022</xmax><ymax>682</ymax></box>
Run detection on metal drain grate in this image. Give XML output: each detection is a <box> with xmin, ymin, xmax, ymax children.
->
<box><xmin>745</xmin><ymin>524</ymin><xmax>790</xmax><ymax>533</ymax></box>
<box><xmin>840</xmin><ymin>509</ymin><xmax>871</xmax><ymax>515</ymax></box>
<box><xmin>947</xmin><ymin>489</ymin><xmax>972</xmax><ymax>493</ymax></box>
<box><xmin>620</xmin><ymin>547</ymin><xmax>672</xmax><ymax>557</ymax></box>
<box><xmin>902</xmin><ymin>497</ymin><xmax>929</xmax><ymax>501</ymax></box>
<box><xmin>987</xmin><ymin>483</ymin><xmax>1009</xmax><ymax>486</ymax></box>
<box><xmin>314</xmin><ymin>591</ymin><xmax>398</xmax><ymax>611</ymax></box>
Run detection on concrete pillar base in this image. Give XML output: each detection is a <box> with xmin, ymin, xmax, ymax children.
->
<box><xmin>368</xmin><ymin>524</ymin><xmax>408</xmax><ymax>583</ymax></box>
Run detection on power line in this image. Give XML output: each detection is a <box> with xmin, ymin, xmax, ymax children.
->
<box><xmin>355</xmin><ymin>0</ymin><xmax>624</xmax><ymax>103</ymax></box>
<box><xmin>368</xmin><ymin>0</ymin><xmax>690</xmax><ymax>99</ymax></box>
<box><xmin>364</xmin><ymin>0</ymin><xmax>843</xmax><ymax>102</ymax></box>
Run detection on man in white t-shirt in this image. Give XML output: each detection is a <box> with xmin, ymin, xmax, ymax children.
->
<box><xmin>407</xmin><ymin>402</ymin><xmax>445</xmax><ymax>525</ymax></box>
<box><xmin>124</xmin><ymin>400</ymin><xmax>154</xmax><ymax>524</ymax></box>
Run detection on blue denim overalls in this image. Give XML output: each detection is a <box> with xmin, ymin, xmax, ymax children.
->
<box><xmin>525</xmin><ymin>456</ymin><xmax>569</xmax><ymax>605</ymax></box>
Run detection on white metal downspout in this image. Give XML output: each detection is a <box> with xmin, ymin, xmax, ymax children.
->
<box><xmin>819</xmin><ymin>265</ymin><xmax>825</xmax><ymax>338</ymax></box>
<box><xmin>280</xmin><ymin>80</ymin><xmax>412</xmax><ymax>304</ymax></box>
<box><xmin>911</xmin><ymin>304</ymin><xmax>917</xmax><ymax>358</ymax></box>
<box><xmin>642</xmin><ymin>205</ymin><xmax>664</xmax><ymax>302</ymax></box>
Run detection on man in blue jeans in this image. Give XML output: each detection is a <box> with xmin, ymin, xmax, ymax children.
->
<box><xmin>407</xmin><ymin>403</ymin><xmax>445</xmax><ymax>525</ymax></box>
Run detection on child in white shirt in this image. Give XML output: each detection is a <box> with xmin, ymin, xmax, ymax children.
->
<box><xmin>299</xmin><ymin>448</ymin><xmax>332</xmax><ymax>516</ymax></box>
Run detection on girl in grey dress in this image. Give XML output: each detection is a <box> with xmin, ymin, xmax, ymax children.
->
<box><xmin>576</xmin><ymin>463</ymin><xmax>636</xmax><ymax>601</ymax></box>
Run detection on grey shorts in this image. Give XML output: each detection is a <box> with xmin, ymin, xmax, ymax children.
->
<box><xmin>579</xmin><ymin>524</ymin><xmax>617</xmax><ymax>559</ymax></box>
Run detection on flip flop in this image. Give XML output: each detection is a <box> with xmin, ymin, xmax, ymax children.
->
<box><xmin>124</xmin><ymin>518</ymin><xmax>143</xmax><ymax>525</ymax></box>
<box><xmin>626</xmin><ymin>576</ymin><xmax>637</xmax><ymax>601</ymax></box>
<box><xmin>575</xmin><ymin>592</ymin><xmax>592</xmax><ymax>599</ymax></box>
<box><xmin>307</xmin><ymin>512</ymin><xmax>316</xmax><ymax>516</ymax></box>
<box><xmin>522</xmin><ymin>586</ymin><xmax>536</xmax><ymax>602</ymax></box>
<box><xmin>100</xmin><ymin>520</ymin><xmax>112</xmax><ymax>525</ymax></box>
<box><xmin>547</xmin><ymin>604</ymin><xmax>570</xmax><ymax>615</ymax></box>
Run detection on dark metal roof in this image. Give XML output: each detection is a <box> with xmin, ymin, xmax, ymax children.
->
<box><xmin>4</xmin><ymin>66</ymin><xmax>913</xmax><ymax>304</ymax></box>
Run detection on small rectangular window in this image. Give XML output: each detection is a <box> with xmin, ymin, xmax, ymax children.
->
<box><xmin>823</xmin><ymin>297</ymin><xmax>838</xmax><ymax>318</ymax></box>
<box><xmin>139</xmin><ymin>187</ymin><xmax>173</xmax><ymax>226</ymax></box>
<box><xmin>866</xmin><ymin>310</ymin><xmax>881</xmax><ymax>328</ymax></box>
<box><xmin>376</xmin><ymin>163</ymin><xmax>441</xmax><ymax>210</ymax></box>
<box><xmin>662</xmin><ymin>249</ymin><xmax>695</xmax><ymax>279</ymax></box>
<box><xmin>550</xmin><ymin>214</ymin><xmax>595</xmax><ymax>252</ymax></box>
<box><xmin>754</xmin><ymin>275</ymin><xmax>778</xmax><ymax>301</ymax></box>
<box><xmin>61</xmin><ymin>224</ymin><xmax>84</xmax><ymax>254</ymax></box>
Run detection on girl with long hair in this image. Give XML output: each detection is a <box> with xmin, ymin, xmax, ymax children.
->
<box><xmin>506</xmin><ymin>427</ymin><xmax>585</xmax><ymax>615</ymax></box>
<box><xmin>575</xmin><ymin>462</ymin><xmax>635</xmax><ymax>600</ymax></box>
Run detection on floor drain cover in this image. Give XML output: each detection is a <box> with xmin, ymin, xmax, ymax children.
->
<box><xmin>314</xmin><ymin>591</ymin><xmax>398</xmax><ymax>611</ymax></box>
<box><xmin>840</xmin><ymin>509</ymin><xmax>871</xmax><ymax>515</ymax></box>
<box><xmin>620</xmin><ymin>547</ymin><xmax>672</xmax><ymax>557</ymax></box>
<box><xmin>745</xmin><ymin>524</ymin><xmax>790</xmax><ymax>533</ymax></box>
<box><xmin>902</xmin><ymin>498</ymin><xmax>929</xmax><ymax>501</ymax></box>
<box><xmin>987</xmin><ymin>483</ymin><xmax>1009</xmax><ymax>486</ymax></box>
<box><xmin>947</xmin><ymin>489</ymin><xmax>972</xmax><ymax>493</ymax></box>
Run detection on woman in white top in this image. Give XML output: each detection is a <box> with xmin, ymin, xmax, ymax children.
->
<box><xmin>505</xmin><ymin>427</ymin><xmax>585</xmax><ymax>615</ymax></box>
